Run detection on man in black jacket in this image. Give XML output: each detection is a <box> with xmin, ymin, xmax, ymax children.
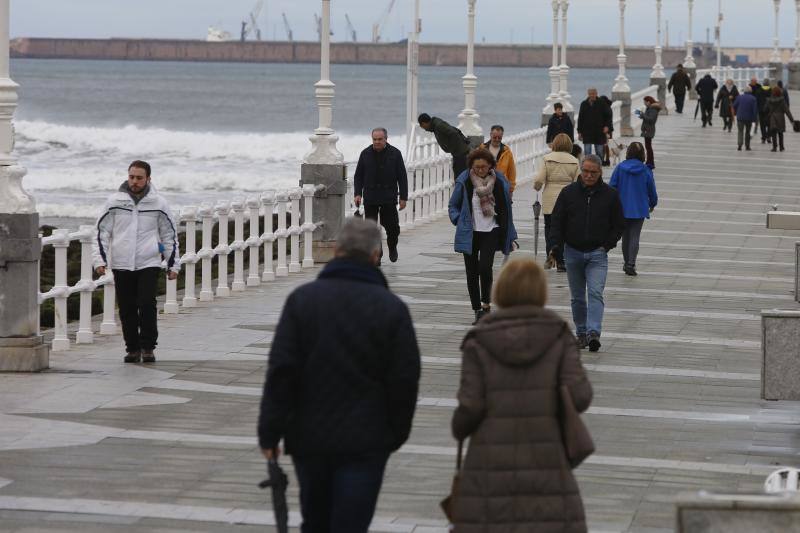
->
<box><xmin>354</xmin><ymin>127</ymin><xmax>408</xmax><ymax>263</ymax></box>
<box><xmin>667</xmin><ymin>64</ymin><xmax>692</xmax><ymax>113</ymax></box>
<box><xmin>418</xmin><ymin>113</ymin><xmax>472</xmax><ymax>179</ymax></box>
<box><xmin>546</xmin><ymin>102</ymin><xmax>574</xmax><ymax>144</ymax></box>
<box><xmin>577</xmin><ymin>88</ymin><xmax>612</xmax><ymax>159</ymax></box>
<box><xmin>695</xmin><ymin>74</ymin><xmax>719</xmax><ymax>127</ymax></box>
<box><xmin>258</xmin><ymin>217</ymin><xmax>421</xmax><ymax>533</ymax></box>
<box><xmin>549</xmin><ymin>154</ymin><xmax>624</xmax><ymax>353</ymax></box>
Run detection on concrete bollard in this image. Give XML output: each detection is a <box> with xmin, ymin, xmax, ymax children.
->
<box><xmin>676</xmin><ymin>491</ymin><xmax>800</xmax><ymax>532</ymax></box>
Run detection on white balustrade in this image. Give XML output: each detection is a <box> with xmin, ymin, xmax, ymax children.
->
<box><xmin>41</xmin><ymin>229</ymin><xmax>70</xmax><ymax>351</ymax></box>
<box><xmin>246</xmin><ymin>197</ymin><xmax>261</xmax><ymax>286</ymax></box>
<box><xmin>261</xmin><ymin>191</ymin><xmax>276</xmax><ymax>281</ymax></box>
<box><xmin>75</xmin><ymin>225</ymin><xmax>95</xmax><ymax>344</ymax></box>
<box><xmin>302</xmin><ymin>184</ymin><xmax>317</xmax><ymax>268</ymax></box>
<box><xmin>231</xmin><ymin>199</ymin><xmax>246</xmax><ymax>291</ymax></box>
<box><xmin>275</xmin><ymin>191</ymin><xmax>289</xmax><ymax>277</ymax></box>
<box><xmin>180</xmin><ymin>207</ymin><xmax>198</xmax><ymax>307</ymax></box>
<box><xmin>214</xmin><ymin>201</ymin><xmax>231</xmax><ymax>297</ymax></box>
<box><xmin>198</xmin><ymin>204</ymin><xmax>215</xmax><ymax>302</ymax></box>
<box><xmin>289</xmin><ymin>188</ymin><xmax>302</xmax><ymax>273</ymax></box>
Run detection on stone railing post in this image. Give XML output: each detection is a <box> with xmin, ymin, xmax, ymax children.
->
<box><xmin>198</xmin><ymin>204</ymin><xmax>215</xmax><ymax>302</ymax></box>
<box><xmin>261</xmin><ymin>191</ymin><xmax>276</xmax><ymax>281</ymax></box>
<box><xmin>301</xmin><ymin>184</ymin><xmax>316</xmax><ymax>268</ymax></box>
<box><xmin>0</xmin><ymin>0</ymin><xmax>49</xmax><ymax>370</ymax></box>
<box><xmin>246</xmin><ymin>197</ymin><xmax>261</xmax><ymax>286</ymax></box>
<box><xmin>100</xmin><ymin>273</ymin><xmax>118</xmax><ymax>333</ymax></box>
<box><xmin>214</xmin><ymin>201</ymin><xmax>231</xmax><ymax>297</ymax></box>
<box><xmin>49</xmin><ymin>229</ymin><xmax>70</xmax><ymax>352</ymax></box>
<box><xmin>230</xmin><ymin>199</ymin><xmax>246</xmax><ymax>291</ymax></box>
<box><xmin>301</xmin><ymin>0</ymin><xmax>345</xmax><ymax>263</ymax></box>
<box><xmin>181</xmin><ymin>207</ymin><xmax>198</xmax><ymax>308</ymax></box>
<box><xmin>75</xmin><ymin>225</ymin><xmax>95</xmax><ymax>344</ymax></box>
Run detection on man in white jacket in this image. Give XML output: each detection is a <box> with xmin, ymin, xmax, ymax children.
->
<box><xmin>92</xmin><ymin>160</ymin><xmax>180</xmax><ymax>363</ymax></box>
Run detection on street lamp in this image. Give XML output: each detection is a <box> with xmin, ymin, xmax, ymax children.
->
<box><xmin>542</xmin><ymin>0</ymin><xmax>560</xmax><ymax>122</ymax></box>
<box><xmin>685</xmin><ymin>0</ymin><xmax>696</xmax><ymax>69</ymax></box>
<box><xmin>458</xmin><ymin>0</ymin><xmax>482</xmax><ymax>140</ymax></box>
<box><xmin>558</xmin><ymin>0</ymin><xmax>573</xmax><ymax>112</ymax></box>
<box><xmin>613</xmin><ymin>0</ymin><xmax>630</xmax><ymax>93</ymax></box>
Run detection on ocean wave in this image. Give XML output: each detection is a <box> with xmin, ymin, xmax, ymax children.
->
<box><xmin>16</xmin><ymin>120</ymin><xmax>389</xmax><ymax>194</ymax></box>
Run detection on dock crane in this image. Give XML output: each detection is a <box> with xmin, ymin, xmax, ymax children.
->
<box><xmin>344</xmin><ymin>14</ymin><xmax>357</xmax><ymax>42</ymax></box>
<box><xmin>240</xmin><ymin>0</ymin><xmax>264</xmax><ymax>41</ymax></box>
<box><xmin>314</xmin><ymin>13</ymin><xmax>334</xmax><ymax>41</ymax></box>
<box><xmin>281</xmin><ymin>12</ymin><xmax>293</xmax><ymax>42</ymax></box>
<box><xmin>371</xmin><ymin>0</ymin><xmax>397</xmax><ymax>43</ymax></box>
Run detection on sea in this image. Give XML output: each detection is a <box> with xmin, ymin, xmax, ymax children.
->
<box><xmin>11</xmin><ymin>58</ymin><xmax>654</xmax><ymax>227</ymax></box>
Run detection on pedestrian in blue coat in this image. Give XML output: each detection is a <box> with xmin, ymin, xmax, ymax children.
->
<box><xmin>448</xmin><ymin>147</ymin><xmax>518</xmax><ymax>324</ymax></box>
<box><xmin>609</xmin><ymin>142</ymin><xmax>658</xmax><ymax>276</ymax></box>
<box><xmin>733</xmin><ymin>85</ymin><xmax>758</xmax><ymax>151</ymax></box>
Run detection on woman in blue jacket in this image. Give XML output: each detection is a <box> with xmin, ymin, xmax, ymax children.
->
<box><xmin>448</xmin><ymin>147</ymin><xmax>518</xmax><ymax>324</ymax></box>
<box><xmin>609</xmin><ymin>142</ymin><xmax>658</xmax><ymax>276</ymax></box>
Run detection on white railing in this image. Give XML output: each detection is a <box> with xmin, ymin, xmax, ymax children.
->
<box><xmin>611</xmin><ymin>100</ymin><xmax>623</xmax><ymax>136</ymax></box>
<box><xmin>697</xmin><ymin>66</ymin><xmax>771</xmax><ymax>88</ymax></box>
<box><xmin>39</xmin><ymin>185</ymin><xmax>322</xmax><ymax>352</ymax></box>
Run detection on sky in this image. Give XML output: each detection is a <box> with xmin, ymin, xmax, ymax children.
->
<box><xmin>11</xmin><ymin>1</ymin><xmax>796</xmax><ymax>48</ymax></box>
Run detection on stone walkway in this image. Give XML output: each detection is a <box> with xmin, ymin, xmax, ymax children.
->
<box><xmin>2</xmin><ymin>104</ymin><xmax>800</xmax><ymax>532</ymax></box>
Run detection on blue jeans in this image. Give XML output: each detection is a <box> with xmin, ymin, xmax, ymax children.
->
<box><xmin>583</xmin><ymin>142</ymin><xmax>605</xmax><ymax>158</ymax></box>
<box><xmin>564</xmin><ymin>244</ymin><xmax>609</xmax><ymax>336</ymax></box>
<box><xmin>293</xmin><ymin>452</ymin><xmax>389</xmax><ymax>533</ymax></box>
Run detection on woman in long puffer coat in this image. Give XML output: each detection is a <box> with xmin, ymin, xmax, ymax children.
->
<box><xmin>767</xmin><ymin>86</ymin><xmax>795</xmax><ymax>152</ymax></box>
<box><xmin>715</xmin><ymin>80</ymin><xmax>739</xmax><ymax>132</ymax></box>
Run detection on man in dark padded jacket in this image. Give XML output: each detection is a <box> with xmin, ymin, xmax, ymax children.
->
<box><xmin>550</xmin><ymin>154</ymin><xmax>624</xmax><ymax>353</ymax></box>
<box><xmin>258</xmin><ymin>217</ymin><xmax>421</xmax><ymax>533</ymax></box>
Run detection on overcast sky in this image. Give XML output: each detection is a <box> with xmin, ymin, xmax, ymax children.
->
<box><xmin>11</xmin><ymin>1</ymin><xmax>794</xmax><ymax>48</ymax></box>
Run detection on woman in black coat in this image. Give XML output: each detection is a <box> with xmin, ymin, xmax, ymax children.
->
<box><xmin>715</xmin><ymin>80</ymin><xmax>739</xmax><ymax>132</ymax></box>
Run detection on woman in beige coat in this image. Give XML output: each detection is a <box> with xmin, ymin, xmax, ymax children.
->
<box><xmin>534</xmin><ymin>133</ymin><xmax>580</xmax><ymax>271</ymax></box>
<box><xmin>451</xmin><ymin>258</ymin><xmax>593</xmax><ymax>533</ymax></box>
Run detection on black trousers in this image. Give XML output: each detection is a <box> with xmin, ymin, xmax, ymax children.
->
<box><xmin>722</xmin><ymin>116</ymin><xmax>734</xmax><ymax>131</ymax></box>
<box><xmin>621</xmin><ymin>218</ymin><xmax>645</xmax><ymax>268</ymax></box>
<box><xmin>452</xmin><ymin>152</ymin><xmax>468</xmax><ymax>180</ymax></box>
<box><xmin>700</xmin><ymin>101</ymin><xmax>713</xmax><ymax>125</ymax></box>
<box><xmin>364</xmin><ymin>203</ymin><xmax>400</xmax><ymax>250</ymax></box>
<box><xmin>770</xmin><ymin>129</ymin><xmax>785</xmax><ymax>150</ymax></box>
<box><xmin>644</xmin><ymin>137</ymin><xmax>655</xmax><ymax>168</ymax></box>
<box><xmin>463</xmin><ymin>228</ymin><xmax>500</xmax><ymax>310</ymax></box>
<box><xmin>543</xmin><ymin>214</ymin><xmax>563</xmax><ymax>264</ymax></box>
<box><xmin>674</xmin><ymin>93</ymin><xmax>686</xmax><ymax>113</ymax></box>
<box><xmin>760</xmin><ymin>111</ymin><xmax>771</xmax><ymax>140</ymax></box>
<box><xmin>113</xmin><ymin>267</ymin><xmax>160</xmax><ymax>353</ymax></box>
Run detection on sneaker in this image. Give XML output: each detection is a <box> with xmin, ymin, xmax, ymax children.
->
<box><xmin>575</xmin><ymin>333</ymin><xmax>588</xmax><ymax>350</ymax></box>
<box><xmin>141</xmin><ymin>349</ymin><xmax>156</xmax><ymax>363</ymax></box>
<box><xmin>388</xmin><ymin>246</ymin><xmax>398</xmax><ymax>263</ymax></box>
<box><xmin>124</xmin><ymin>350</ymin><xmax>141</xmax><ymax>363</ymax></box>
<box><xmin>588</xmin><ymin>332</ymin><xmax>601</xmax><ymax>352</ymax></box>
<box><xmin>556</xmin><ymin>262</ymin><xmax>567</xmax><ymax>273</ymax></box>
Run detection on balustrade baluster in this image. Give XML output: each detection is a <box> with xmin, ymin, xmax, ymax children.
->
<box><xmin>261</xmin><ymin>191</ymin><xmax>276</xmax><ymax>281</ymax></box>
<box><xmin>100</xmin><ymin>274</ymin><xmax>119</xmax><ymax>331</ymax></box>
<box><xmin>51</xmin><ymin>228</ymin><xmax>70</xmax><ymax>351</ymax></box>
<box><xmin>289</xmin><ymin>188</ymin><xmax>302</xmax><ymax>273</ymax></box>
<box><xmin>198</xmin><ymin>204</ymin><xmax>215</xmax><ymax>301</ymax></box>
<box><xmin>302</xmin><ymin>185</ymin><xmax>316</xmax><ymax>268</ymax></box>
<box><xmin>181</xmin><ymin>207</ymin><xmax>198</xmax><ymax>307</ymax></box>
<box><xmin>214</xmin><ymin>202</ymin><xmax>231</xmax><ymax>297</ymax></box>
<box><xmin>275</xmin><ymin>192</ymin><xmax>289</xmax><ymax>277</ymax></box>
<box><xmin>231</xmin><ymin>199</ymin><xmax>246</xmax><ymax>291</ymax></box>
<box><xmin>246</xmin><ymin>197</ymin><xmax>261</xmax><ymax>286</ymax></box>
<box><xmin>75</xmin><ymin>225</ymin><xmax>94</xmax><ymax>343</ymax></box>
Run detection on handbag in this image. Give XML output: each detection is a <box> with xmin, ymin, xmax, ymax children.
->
<box><xmin>559</xmin><ymin>384</ymin><xmax>595</xmax><ymax>469</ymax></box>
<box><xmin>793</xmin><ymin>120</ymin><xmax>800</xmax><ymax>133</ymax></box>
<box><xmin>440</xmin><ymin>440</ymin><xmax>463</xmax><ymax>522</ymax></box>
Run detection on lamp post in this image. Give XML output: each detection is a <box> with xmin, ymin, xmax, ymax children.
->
<box><xmin>685</xmin><ymin>0</ymin><xmax>697</xmax><ymax>99</ymax></box>
<box><xmin>300</xmin><ymin>0</ymin><xmax>345</xmax><ymax>262</ymax></box>
<box><xmin>790</xmin><ymin>0</ymin><xmax>800</xmax><ymax>88</ymax></box>
<box><xmin>405</xmin><ymin>0</ymin><xmax>420</xmax><ymax>156</ymax></box>
<box><xmin>613</xmin><ymin>0</ymin><xmax>633</xmax><ymax>136</ymax></box>
<box><xmin>558</xmin><ymin>0</ymin><xmax>573</xmax><ymax>113</ymax></box>
<box><xmin>770</xmin><ymin>0</ymin><xmax>784</xmax><ymax>81</ymax></box>
<box><xmin>458</xmin><ymin>0</ymin><xmax>483</xmax><ymax>143</ymax></box>
<box><xmin>715</xmin><ymin>0</ymin><xmax>723</xmax><ymax>76</ymax></box>
<box><xmin>541</xmin><ymin>0</ymin><xmax>561</xmax><ymax>125</ymax></box>
<box><xmin>0</xmin><ymin>0</ymin><xmax>50</xmax><ymax>371</ymax></box>
<box><xmin>650</xmin><ymin>0</ymin><xmax>667</xmax><ymax>105</ymax></box>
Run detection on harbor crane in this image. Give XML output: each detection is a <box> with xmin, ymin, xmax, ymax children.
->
<box><xmin>314</xmin><ymin>13</ymin><xmax>334</xmax><ymax>41</ymax></box>
<box><xmin>344</xmin><ymin>14</ymin><xmax>357</xmax><ymax>42</ymax></box>
<box><xmin>281</xmin><ymin>12</ymin><xmax>293</xmax><ymax>42</ymax></box>
<box><xmin>240</xmin><ymin>0</ymin><xmax>264</xmax><ymax>41</ymax></box>
<box><xmin>371</xmin><ymin>0</ymin><xmax>397</xmax><ymax>43</ymax></box>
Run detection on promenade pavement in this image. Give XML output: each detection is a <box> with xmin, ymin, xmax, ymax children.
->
<box><xmin>2</xmin><ymin>103</ymin><xmax>800</xmax><ymax>532</ymax></box>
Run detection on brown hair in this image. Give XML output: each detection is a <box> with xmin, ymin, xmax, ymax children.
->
<box><xmin>643</xmin><ymin>96</ymin><xmax>656</xmax><ymax>104</ymax></box>
<box><xmin>467</xmin><ymin>147</ymin><xmax>496</xmax><ymax>170</ymax></box>
<box><xmin>551</xmin><ymin>133</ymin><xmax>573</xmax><ymax>154</ymax></box>
<box><xmin>772</xmin><ymin>86</ymin><xmax>783</xmax><ymax>97</ymax></box>
<box><xmin>128</xmin><ymin>160</ymin><xmax>151</xmax><ymax>177</ymax></box>
<box><xmin>626</xmin><ymin>142</ymin><xmax>646</xmax><ymax>162</ymax></box>
<box><xmin>492</xmin><ymin>258</ymin><xmax>548</xmax><ymax>308</ymax></box>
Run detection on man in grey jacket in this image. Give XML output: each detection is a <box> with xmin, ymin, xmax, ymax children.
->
<box><xmin>92</xmin><ymin>160</ymin><xmax>180</xmax><ymax>363</ymax></box>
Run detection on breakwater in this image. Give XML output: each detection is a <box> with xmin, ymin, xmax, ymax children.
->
<box><xmin>11</xmin><ymin>37</ymin><xmax>694</xmax><ymax>68</ymax></box>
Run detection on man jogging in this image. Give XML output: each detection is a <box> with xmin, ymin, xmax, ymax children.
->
<box><xmin>92</xmin><ymin>160</ymin><xmax>180</xmax><ymax>364</ymax></box>
<box><xmin>354</xmin><ymin>127</ymin><xmax>408</xmax><ymax>264</ymax></box>
<box><xmin>418</xmin><ymin>113</ymin><xmax>472</xmax><ymax>179</ymax></box>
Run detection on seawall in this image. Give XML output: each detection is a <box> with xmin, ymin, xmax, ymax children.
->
<box><xmin>11</xmin><ymin>37</ymin><xmax>694</xmax><ymax>69</ymax></box>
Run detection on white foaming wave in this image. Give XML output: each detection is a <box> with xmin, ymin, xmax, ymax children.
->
<box><xmin>16</xmin><ymin>120</ymin><xmax>384</xmax><ymax>194</ymax></box>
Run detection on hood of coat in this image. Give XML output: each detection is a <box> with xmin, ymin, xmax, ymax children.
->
<box><xmin>767</xmin><ymin>96</ymin><xmax>784</xmax><ymax>106</ymax></box>
<box><xmin>616</xmin><ymin>158</ymin><xmax>650</xmax><ymax>177</ymax></box>
<box><xmin>464</xmin><ymin>305</ymin><xmax>567</xmax><ymax>366</ymax></box>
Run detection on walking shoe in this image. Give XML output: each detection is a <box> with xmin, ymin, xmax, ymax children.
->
<box><xmin>556</xmin><ymin>262</ymin><xmax>567</xmax><ymax>273</ymax></box>
<box><xmin>141</xmin><ymin>349</ymin><xmax>156</xmax><ymax>363</ymax></box>
<box><xmin>388</xmin><ymin>246</ymin><xmax>398</xmax><ymax>263</ymax></box>
<box><xmin>737</xmin><ymin>145</ymin><xmax>742</xmax><ymax>151</ymax></box>
<box><xmin>472</xmin><ymin>308</ymin><xmax>488</xmax><ymax>325</ymax></box>
<box><xmin>587</xmin><ymin>332</ymin><xmax>601</xmax><ymax>352</ymax></box>
<box><xmin>124</xmin><ymin>350</ymin><xmax>141</xmax><ymax>363</ymax></box>
<box><xmin>746</xmin><ymin>146</ymin><xmax>752</xmax><ymax>151</ymax></box>
<box><xmin>575</xmin><ymin>333</ymin><xmax>588</xmax><ymax>350</ymax></box>
<box><xmin>624</xmin><ymin>265</ymin><xmax>638</xmax><ymax>276</ymax></box>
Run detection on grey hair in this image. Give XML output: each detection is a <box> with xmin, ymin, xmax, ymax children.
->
<box><xmin>335</xmin><ymin>218</ymin><xmax>382</xmax><ymax>261</ymax></box>
<box><xmin>582</xmin><ymin>154</ymin><xmax>603</xmax><ymax>169</ymax></box>
<box><xmin>371</xmin><ymin>127</ymin><xmax>388</xmax><ymax>138</ymax></box>
<box><xmin>744</xmin><ymin>85</ymin><xmax>752</xmax><ymax>93</ymax></box>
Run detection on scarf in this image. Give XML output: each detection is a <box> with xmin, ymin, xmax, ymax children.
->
<box><xmin>470</xmin><ymin>169</ymin><xmax>497</xmax><ymax>217</ymax></box>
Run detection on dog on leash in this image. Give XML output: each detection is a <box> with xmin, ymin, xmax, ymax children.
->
<box><xmin>607</xmin><ymin>138</ymin><xmax>626</xmax><ymax>166</ymax></box>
